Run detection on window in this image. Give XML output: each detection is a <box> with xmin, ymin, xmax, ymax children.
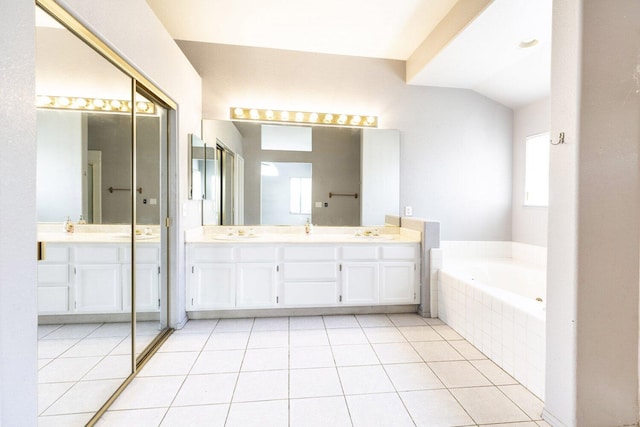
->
<box><xmin>290</xmin><ymin>177</ymin><xmax>312</xmax><ymax>214</ymax></box>
<box><xmin>524</xmin><ymin>132</ymin><xmax>550</xmax><ymax>206</ymax></box>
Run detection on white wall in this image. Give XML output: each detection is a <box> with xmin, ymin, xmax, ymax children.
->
<box><xmin>58</xmin><ymin>0</ymin><xmax>203</xmax><ymax>328</ymax></box>
<box><xmin>0</xmin><ymin>1</ymin><xmax>37</xmax><ymax>425</ymax></box>
<box><xmin>179</xmin><ymin>42</ymin><xmax>513</xmax><ymax>241</ymax></box>
<box><xmin>512</xmin><ymin>97</ymin><xmax>549</xmax><ymax>247</ymax></box>
<box><xmin>545</xmin><ymin>1</ymin><xmax>640</xmax><ymax>426</ymax></box>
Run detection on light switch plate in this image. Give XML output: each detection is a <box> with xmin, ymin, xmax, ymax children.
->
<box><xmin>404</xmin><ymin>206</ymin><xmax>413</xmax><ymax>216</ymax></box>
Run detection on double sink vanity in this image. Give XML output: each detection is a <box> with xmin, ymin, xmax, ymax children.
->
<box><xmin>37</xmin><ymin>224</ymin><xmax>422</xmax><ymax>319</ymax></box>
<box><xmin>185</xmin><ymin>225</ymin><xmax>422</xmax><ymax>317</ymax></box>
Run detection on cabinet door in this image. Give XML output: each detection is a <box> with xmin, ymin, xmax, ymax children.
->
<box><xmin>342</xmin><ymin>262</ymin><xmax>379</xmax><ymax>305</ymax></box>
<box><xmin>236</xmin><ymin>263</ymin><xmax>278</xmax><ymax>308</ymax></box>
<box><xmin>123</xmin><ymin>263</ymin><xmax>160</xmax><ymax>312</ymax></box>
<box><xmin>74</xmin><ymin>264</ymin><xmax>122</xmax><ymax>313</ymax></box>
<box><xmin>188</xmin><ymin>263</ymin><xmax>236</xmax><ymax>309</ymax></box>
<box><xmin>380</xmin><ymin>262</ymin><xmax>416</xmax><ymax>304</ymax></box>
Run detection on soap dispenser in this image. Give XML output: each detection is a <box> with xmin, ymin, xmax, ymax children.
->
<box><xmin>305</xmin><ymin>218</ymin><xmax>312</xmax><ymax>234</ymax></box>
<box><xmin>63</xmin><ymin>216</ymin><xmax>75</xmax><ymax>233</ymax></box>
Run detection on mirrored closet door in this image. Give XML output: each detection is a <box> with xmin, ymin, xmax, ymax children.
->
<box><xmin>35</xmin><ymin>1</ymin><xmax>173</xmax><ymax>424</ymax></box>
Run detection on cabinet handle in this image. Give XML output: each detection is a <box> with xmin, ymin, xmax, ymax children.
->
<box><xmin>339</xmin><ymin>264</ymin><xmax>342</xmax><ymax>272</ymax></box>
<box><xmin>276</xmin><ymin>265</ymin><xmax>279</xmax><ymax>272</ymax></box>
<box><xmin>276</xmin><ymin>296</ymin><xmax>279</xmax><ymax>304</ymax></box>
<box><xmin>339</xmin><ymin>295</ymin><xmax>342</xmax><ymax>302</ymax></box>
<box><xmin>191</xmin><ymin>266</ymin><xmax>194</xmax><ymax>273</ymax></box>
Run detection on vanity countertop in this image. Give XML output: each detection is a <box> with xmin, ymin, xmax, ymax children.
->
<box><xmin>37</xmin><ymin>224</ymin><xmax>161</xmax><ymax>243</ymax></box>
<box><xmin>185</xmin><ymin>226</ymin><xmax>421</xmax><ymax>244</ymax></box>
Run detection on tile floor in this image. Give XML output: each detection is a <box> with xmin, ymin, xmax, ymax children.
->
<box><xmin>37</xmin><ymin>321</ymin><xmax>162</xmax><ymax>426</ymax></box>
<box><xmin>77</xmin><ymin>314</ymin><xmax>551</xmax><ymax>427</ymax></box>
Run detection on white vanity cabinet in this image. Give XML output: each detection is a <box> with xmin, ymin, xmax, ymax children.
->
<box><xmin>185</xmin><ymin>240</ymin><xmax>419</xmax><ymax>313</ymax></box>
<box><xmin>37</xmin><ymin>244</ymin><xmax>71</xmax><ymax>314</ymax></box>
<box><xmin>37</xmin><ymin>242</ymin><xmax>161</xmax><ymax>315</ymax></box>
<box><xmin>281</xmin><ymin>246</ymin><xmax>338</xmax><ymax>306</ymax></box>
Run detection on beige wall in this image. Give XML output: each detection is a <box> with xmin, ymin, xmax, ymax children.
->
<box><xmin>179</xmin><ymin>41</ymin><xmax>514</xmax><ymax>241</ymax></box>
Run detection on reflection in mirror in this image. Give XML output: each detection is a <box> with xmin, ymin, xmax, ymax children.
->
<box><xmin>36</xmin><ymin>5</ymin><xmax>134</xmax><ymax>423</ymax></box>
<box><xmin>261</xmin><ymin>162</ymin><xmax>312</xmax><ymax>225</ymax></box>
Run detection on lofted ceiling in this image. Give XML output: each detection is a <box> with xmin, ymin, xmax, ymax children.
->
<box><xmin>146</xmin><ymin>0</ymin><xmax>551</xmax><ymax>109</ymax></box>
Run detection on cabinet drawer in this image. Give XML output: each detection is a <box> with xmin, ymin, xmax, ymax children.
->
<box><xmin>74</xmin><ymin>246</ymin><xmax>120</xmax><ymax>263</ymax></box>
<box><xmin>189</xmin><ymin>245</ymin><xmax>234</xmax><ymax>262</ymax></box>
<box><xmin>122</xmin><ymin>246</ymin><xmax>159</xmax><ymax>263</ymax></box>
<box><xmin>236</xmin><ymin>246</ymin><xmax>277</xmax><ymax>262</ymax></box>
<box><xmin>37</xmin><ymin>264</ymin><xmax>68</xmax><ymax>284</ymax></box>
<box><xmin>283</xmin><ymin>246</ymin><xmax>337</xmax><ymax>261</ymax></box>
<box><xmin>38</xmin><ymin>286</ymin><xmax>69</xmax><ymax>313</ymax></box>
<box><xmin>41</xmin><ymin>245</ymin><xmax>69</xmax><ymax>263</ymax></box>
<box><xmin>283</xmin><ymin>262</ymin><xmax>337</xmax><ymax>281</ymax></box>
<box><xmin>342</xmin><ymin>246</ymin><xmax>379</xmax><ymax>260</ymax></box>
<box><xmin>283</xmin><ymin>282</ymin><xmax>337</xmax><ymax>306</ymax></box>
<box><xmin>381</xmin><ymin>245</ymin><xmax>417</xmax><ymax>260</ymax></box>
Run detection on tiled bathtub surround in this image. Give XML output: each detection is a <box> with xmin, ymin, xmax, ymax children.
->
<box><xmin>436</xmin><ymin>242</ymin><xmax>546</xmax><ymax>399</ymax></box>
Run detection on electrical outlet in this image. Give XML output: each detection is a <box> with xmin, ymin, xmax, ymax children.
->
<box><xmin>404</xmin><ymin>206</ymin><xmax>413</xmax><ymax>216</ymax></box>
<box><xmin>315</xmin><ymin>202</ymin><xmax>322</xmax><ymax>208</ymax></box>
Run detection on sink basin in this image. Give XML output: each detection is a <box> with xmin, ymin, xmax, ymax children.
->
<box><xmin>213</xmin><ymin>234</ymin><xmax>259</xmax><ymax>241</ymax></box>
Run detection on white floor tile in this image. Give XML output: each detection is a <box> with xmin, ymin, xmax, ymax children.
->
<box><xmin>137</xmin><ymin>351</ymin><xmax>198</xmax><ymax>377</ymax></box>
<box><xmin>323</xmin><ymin>315</ymin><xmax>359</xmax><ymax>329</ymax></box>
<box><xmin>472</xmin><ymin>359</ymin><xmax>518</xmax><ymax>385</ymax></box>
<box><xmin>204</xmin><ymin>331</ymin><xmax>250</xmax><ymax>351</ymax></box>
<box><xmin>38</xmin><ymin>324</ymin><xmax>63</xmax><ymax>339</ymax></box>
<box><xmin>432</xmin><ymin>324</ymin><xmax>463</xmax><ymax>340</ymax></box>
<box><xmin>61</xmin><ymin>337</ymin><xmax>124</xmax><ymax>358</ymax></box>
<box><xmin>327</xmin><ymin>327</ymin><xmax>368</xmax><ymax>345</ymax></box>
<box><xmin>214</xmin><ymin>318</ymin><xmax>254</xmax><ymax>332</ymax></box>
<box><xmin>289</xmin><ymin>315</ymin><xmax>325</xmax><ymax>330</ymax></box>
<box><xmin>290</xmin><ymin>396</ymin><xmax>352</xmax><ymax>427</ymax></box>
<box><xmin>226</xmin><ymin>399</ymin><xmax>288</xmax><ymax>427</ymax></box>
<box><xmin>38</xmin><ymin>413</ymin><xmax>94</xmax><ymax>427</ymax></box>
<box><xmin>176</xmin><ymin>319</ymin><xmax>219</xmax><ymax>334</ymax></box>
<box><xmin>451</xmin><ymin>386</ymin><xmax>530</xmax><ymax>424</ymax></box>
<box><xmin>233</xmin><ymin>370</ymin><xmax>288</xmax><ymax>402</ymax></box>
<box><xmin>83</xmin><ymin>355</ymin><xmax>131</xmax><ymax>381</ymax></box>
<box><xmin>247</xmin><ymin>330</ymin><xmax>289</xmax><ymax>348</ymax></box>
<box><xmin>400</xmin><ymin>389</ymin><xmax>474</xmax><ymax>427</ymax></box>
<box><xmin>41</xmin><ymin>323</ymin><xmax>102</xmax><ymax>340</ymax></box>
<box><xmin>43</xmin><ymin>379</ymin><xmax>122</xmax><ymax>416</ymax></box>
<box><xmin>398</xmin><ymin>325</ymin><xmax>443</xmax><ymax>342</ymax></box>
<box><xmin>482</xmin><ymin>423</ymin><xmax>538</xmax><ymax>427</ymax></box>
<box><xmin>499</xmin><ymin>384</ymin><xmax>545</xmax><ymax>420</ymax></box>
<box><xmin>38</xmin><ymin>359</ymin><xmax>54</xmax><ymax>370</ymax></box>
<box><xmin>290</xmin><ymin>367</ymin><xmax>342</xmax><ymax>398</ymax></box>
<box><xmin>364</xmin><ymin>327</ymin><xmax>407</xmax><ymax>343</ymax></box>
<box><xmin>412</xmin><ymin>340</ymin><xmax>465</xmax><ymax>362</ymax></box>
<box><xmin>384</xmin><ymin>363</ymin><xmax>444</xmax><ymax>391</ymax></box>
<box><xmin>356</xmin><ymin>314</ymin><xmax>393</xmax><ymax>327</ymax></box>
<box><xmin>289</xmin><ymin>329</ymin><xmax>329</xmax><ymax>347</ymax></box>
<box><xmin>241</xmin><ymin>347</ymin><xmax>288</xmax><ymax>371</ymax></box>
<box><xmin>172</xmin><ymin>373</ymin><xmax>237</xmax><ymax>406</ymax></box>
<box><xmin>38</xmin><ymin>382</ymin><xmax>74</xmax><ymax>415</ymax></box>
<box><xmin>38</xmin><ymin>339</ymin><xmax>80</xmax><ymax>359</ymax></box>
<box><xmin>388</xmin><ymin>313</ymin><xmax>427</xmax><ymax>326</ymax></box>
<box><xmin>252</xmin><ymin>317</ymin><xmax>289</xmax><ymax>331</ymax></box>
<box><xmin>346</xmin><ymin>393</ymin><xmax>414</xmax><ymax>427</ymax></box>
<box><xmin>332</xmin><ymin>344</ymin><xmax>379</xmax><ymax>367</ymax></box>
<box><xmin>87</xmin><ymin>323</ymin><xmax>131</xmax><ymax>338</ymax></box>
<box><xmin>372</xmin><ymin>342</ymin><xmax>422</xmax><ymax>364</ymax></box>
<box><xmin>449</xmin><ymin>339</ymin><xmax>488</xmax><ymax>360</ymax></box>
<box><xmin>429</xmin><ymin>361</ymin><xmax>492</xmax><ymax>388</ymax></box>
<box><xmin>160</xmin><ymin>404</ymin><xmax>229</xmax><ymax>426</ymax></box>
<box><xmin>338</xmin><ymin>365</ymin><xmax>395</xmax><ymax>395</ymax></box>
<box><xmin>424</xmin><ymin>318</ymin><xmax>445</xmax><ymax>326</ymax></box>
<box><xmin>158</xmin><ymin>333</ymin><xmax>209</xmax><ymax>352</ymax></box>
<box><xmin>289</xmin><ymin>346</ymin><xmax>335</xmax><ymax>369</ymax></box>
<box><xmin>38</xmin><ymin>356</ymin><xmax>102</xmax><ymax>383</ymax></box>
<box><xmin>110</xmin><ymin>376</ymin><xmax>185</xmax><ymax>410</ymax></box>
<box><xmin>190</xmin><ymin>350</ymin><xmax>244</xmax><ymax>374</ymax></box>
<box><xmin>97</xmin><ymin>408</ymin><xmax>167</xmax><ymax>426</ymax></box>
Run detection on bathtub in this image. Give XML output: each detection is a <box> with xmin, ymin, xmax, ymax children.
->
<box><xmin>434</xmin><ymin>242</ymin><xmax>546</xmax><ymax>399</ymax></box>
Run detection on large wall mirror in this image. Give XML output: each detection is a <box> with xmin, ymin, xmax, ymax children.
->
<box><xmin>195</xmin><ymin>120</ymin><xmax>400</xmax><ymax>226</ymax></box>
<box><xmin>35</xmin><ymin>2</ymin><xmax>173</xmax><ymax>424</ymax></box>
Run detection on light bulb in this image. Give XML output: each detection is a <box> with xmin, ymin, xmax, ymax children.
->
<box><xmin>366</xmin><ymin>116</ymin><xmax>375</xmax><ymax>125</ymax></box>
<box><xmin>92</xmin><ymin>99</ymin><xmax>105</xmax><ymax>108</ymax></box>
<box><xmin>324</xmin><ymin>113</ymin><xmax>333</xmax><ymax>123</ymax></box>
<box><xmin>309</xmin><ymin>112</ymin><xmax>319</xmax><ymax>122</ymax></box>
<box><xmin>73</xmin><ymin>98</ymin><xmax>88</xmax><ymax>108</ymax></box>
<box><xmin>57</xmin><ymin>97</ymin><xmax>70</xmax><ymax>107</ymax></box>
<box><xmin>281</xmin><ymin>111</ymin><xmax>290</xmax><ymax>121</ymax></box>
<box><xmin>136</xmin><ymin>102</ymin><xmax>149</xmax><ymax>112</ymax></box>
<box><xmin>110</xmin><ymin>99</ymin><xmax>122</xmax><ymax>109</ymax></box>
<box><xmin>350</xmin><ymin>115</ymin><xmax>361</xmax><ymax>125</ymax></box>
<box><xmin>234</xmin><ymin>107</ymin><xmax>245</xmax><ymax>118</ymax></box>
<box><xmin>295</xmin><ymin>112</ymin><xmax>304</xmax><ymax>121</ymax></box>
<box><xmin>36</xmin><ymin>96</ymin><xmax>53</xmax><ymax>107</ymax></box>
<box><xmin>266</xmin><ymin>110</ymin><xmax>274</xmax><ymax>120</ymax></box>
<box><xmin>250</xmin><ymin>109</ymin><xmax>259</xmax><ymax>119</ymax></box>
<box><xmin>338</xmin><ymin>114</ymin><xmax>347</xmax><ymax>124</ymax></box>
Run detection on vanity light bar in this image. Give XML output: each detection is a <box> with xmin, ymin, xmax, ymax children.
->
<box><xmin>36</xmin><ymin>95</ymin><xmax>156</xmax><ymax>115</ymax></box>
<box><xmin>230</xmin><ymin>107</ymin><xmax>378</xmax><ymax>128</ymax></box>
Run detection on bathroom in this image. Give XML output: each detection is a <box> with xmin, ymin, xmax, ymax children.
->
<box><xmin>2</xmin><ymin>0</ymin><xmax>640</xmax><ymax>426</ymax></box>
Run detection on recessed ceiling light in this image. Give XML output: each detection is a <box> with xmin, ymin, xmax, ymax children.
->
<box><xmin>519</xmin><ymin>38</ymin><xmax>539</xmax><ymax>49</ymax></box>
